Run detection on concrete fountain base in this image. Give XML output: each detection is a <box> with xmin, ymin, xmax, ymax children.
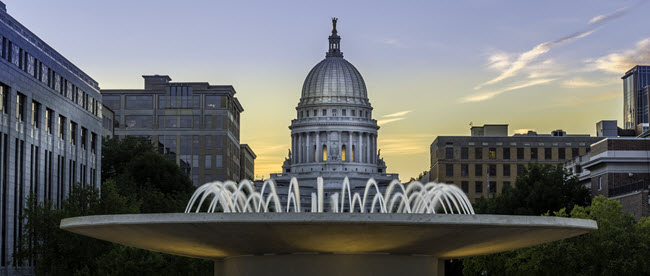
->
<box><xmin>215</xmin><ymin>254</ymin><xmax>444</xmax><ymax>276</ymax></box>
<box><xmin>60</xmin><ymin>213</ymin><xmax>597</xmax><ymax>276</ymax></box>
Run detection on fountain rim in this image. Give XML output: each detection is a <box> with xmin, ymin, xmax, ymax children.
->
<box><xmin>61</xmin><ymin>212</ymin><xmax>597</xmax><ymax>230</ymax></box>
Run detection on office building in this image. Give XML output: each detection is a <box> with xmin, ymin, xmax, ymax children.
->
<box><xmin>101</xmin><ymin>75</ymin><xmax>253</xmax><ymax>185</ymax></box>
<box><xmin>239</xmin><ymin>144</ymin><xmax>256</xmax><ymax>181</ymax></box>
<box><xmin>565</xmin><ymin>121</ymin><xmax>650</xmax><ymax>219</ymax></box>
<box><xmin>0</xmin><ymin>2</ymin><xmax>103</xmax><ymax>273</ymax></box>
<box><xmin>622</xmin><ymin>65</ymin><xmax>650</xmax><ymax>134</ymax></box>
<box><xmin>430</xmin><ymin>124</ymin><xmax>603</xmax><ymax>202</ymax></box>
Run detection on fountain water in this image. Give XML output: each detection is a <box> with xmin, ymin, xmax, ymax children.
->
<box><xmin>185</xmin><ymin>177</ymin><xmax>474</xmax><ymax>214</ymax></box>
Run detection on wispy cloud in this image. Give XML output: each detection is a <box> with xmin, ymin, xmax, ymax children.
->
<box><xmin>473</xmin><ymin>5</ymin><xmax>632</xmax><ymax>91</ymax></box>
<box><xmin>550</xmin><ymin>91</ymin><xmax>619</xmax><ymax>107</ymax></box>
<box><xmin>589</xmin><ymin>38</ymin><xmax>650</xmax><ymax>74</ymax></box>
<box><xmin>377</xmin><ymin>117</ymin><xmax>406</xmax><ymax>126</ymax></box>
<box><xmin>460</xmin><ymin>78</ymin><xmax>556</xmax><ymax>103</ymax></box>
<box><xmin>378</xmin><ymin>134</ymin><xmax>432</xmax><ymax>155</ymax></box>
<box><xmin>377</xmin><ymin>110</ymin><xmax>412</xmax><ymax>125</ymax></box>
<box><xmin>383</xmin><ymin>110</ymin><xmax>412</xmax><ymax>118</ymax></box>
<box><xmin>561</xmin><ymin>77</ymin><xmax>618</xmax><ymax>88</ymax></box>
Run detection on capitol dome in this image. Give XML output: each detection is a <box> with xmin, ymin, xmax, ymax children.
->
<box><xmin>298</xmin><ymin>19</ymin><xmax>370</xmax><ymax>107</ymax></box>
<box><xmin>299</xmin><ymin>57</ymin><xmax>369</xmax><ymax>106</ymax></box>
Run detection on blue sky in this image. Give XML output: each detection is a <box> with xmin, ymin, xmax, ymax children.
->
<box><xmin>4</xmin><ymin>0</ymin><xmax>650</xmax><ymax>180</ymax></box>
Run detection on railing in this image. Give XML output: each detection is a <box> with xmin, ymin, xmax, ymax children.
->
<box><xmin>609</xmin><ymin>180</ymin><xmax>649</xmax><ymax>197</ymax></box>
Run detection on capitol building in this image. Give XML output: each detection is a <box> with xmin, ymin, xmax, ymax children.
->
<box><xmin>269</xmin><ymin>18</ymin><xmax>399</xmax><ymax>210</ymax></box>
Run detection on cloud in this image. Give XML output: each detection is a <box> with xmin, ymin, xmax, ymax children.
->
<box><xmin>378</xmin><ymin>134</ymin><xmax>432</xmax><ymax>155</ymax></box>
<box><xmin>550</xmin><ymin>91</ymin><xmax>620</xmax><ymax>107</ymax></box>
<box><xmin>461</xmin><ymin>78</ymin><xmax>556</xmax><ymax>103</ymax></box>
<box><xmin>561</xmin><ymin>77</ymin><xmax>618</xmax><ymax>88</ymax></box>
<box><xmin>382</xmin><ymin>110</ymin><xmax>412</xmax><ymax>118</ymax></box>
<box><xmin>377</xmin><ymin>117</ymin><xmax>405</xmax><ymax>126</ymax></box>
<box><xmin>590</xmin><ymin>38</ymin><xmax>650</xmax><ymax>74</ymax></box>
<box><xmin>474</xmin><ymin>6</ymin><xmax>632</xmax><ymax>90</ymax></box>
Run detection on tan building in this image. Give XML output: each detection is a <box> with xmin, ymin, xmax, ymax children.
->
<box><xmin>430</xmin><ymin>124</ymin><xmax>604</xmax><ymax>202</ymax></box>
<box><xmin>239</xmin><ymin>144</ymin><xmax>256</xmax><ymax>181</ymax></box>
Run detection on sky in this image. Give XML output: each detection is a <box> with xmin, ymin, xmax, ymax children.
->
<box><xmin>4</xmin><ymin>0</ymin><xmax>650</xmax><ymax>181</ymax></box>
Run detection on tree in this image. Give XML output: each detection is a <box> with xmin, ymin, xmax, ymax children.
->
<box><xmin>463</xmin><ymin>196</ymin><xmax>650</xmax><ymax>275</ymax></box>
<box><xmin>17</xmin><ymin>137</ymin><xmax>212</xmax><ymax>275</ymax></box>
<box><xmin>473</xmin><ymin>163</ymin><xmax>591</xmax><ymax>215</ymax></box>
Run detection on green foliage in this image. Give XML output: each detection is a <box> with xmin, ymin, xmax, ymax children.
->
<box><xmin>462</xmin><ymin>197</ymin><xmax>650</xmax><ymax>275</ymax></box>
<box><xmin>474</xmin><ymin>163</ymin><xmax>591</xmax><ymax>215</ymax></box>
<box><xmin>17</xmin><ymin>137</ymin><xmax>212</xmax><ymax>275</ymax></box>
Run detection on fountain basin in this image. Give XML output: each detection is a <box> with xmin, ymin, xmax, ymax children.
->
<box><xmin>60</xmin><ymin>213</ymin><xmax>596</xmax><ymax>276</ymax></box>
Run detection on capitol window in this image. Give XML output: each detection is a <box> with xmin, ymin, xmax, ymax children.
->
<box><xmin>342</xmin><ymin>109</ymin><xmax>347</xmax><ymax>116</ymax></box>
<box><xmin>332</xmin><ymin>109</ymin><xmax>337</xmax><ymax>116</ymax></box>
<box><xmin>352</xmin><ymin>110</ymin><xmax>356</xmax><ymax>116</ymax></box>
<box><xmin>313</xmin><ymin>110</ymin><xmax>317</xmax><ymax>116</ymax></box>
<box><xmin>322</xmin><ymin>109</ymin><xmax>327</xmax><ymax>116</ymax></box>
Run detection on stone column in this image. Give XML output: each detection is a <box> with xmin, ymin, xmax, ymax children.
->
<box><xmin>359</xmin><ymin>132</ymin><xmax>363</xmax><ymax>163</ymax></box>
<box><xmin>298</xmin><ymin>133</ymin><xmax>302</xmax><ymax>164</ymax></box>
<box><xmin>306</xmin><ymin>132</ymin><xmax>310</xmax><ymax>163</ymax></box>
<box><xmin>316</xmin><ymin>131</ymin><xmax>321</xmax><ymax>162</ymax></box>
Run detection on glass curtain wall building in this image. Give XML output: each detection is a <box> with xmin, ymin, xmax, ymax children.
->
<box><xmin>101</xmin><ymin>75</ymin><xmax>248</xmax><ymax>185</ymax></box>
<box><xmin>0</xmin><ymin>3</ymin><xmax>103</xmax><ymax>274</ymax></box>
<box><xmin>622</xmin><ymin>65</ymin><xmax>650</xmax><ymax>132</ymax></box>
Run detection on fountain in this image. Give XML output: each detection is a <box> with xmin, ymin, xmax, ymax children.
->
<box><xmin>60</xmin><ymin>178</ymin><xmax>597</xmax><ymax>276</ymax></box>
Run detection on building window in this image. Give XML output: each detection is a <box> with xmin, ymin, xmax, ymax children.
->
<box><xmin>332</xmin><ymin>109</ymin><xmax>337</xmax><ymax>116</ymax></box>
<box><xmin>461</xmin><ymin>164</ymin><xmax>469</xmax><ymax>177</ymax></box>
<box><xmin>445</xmin><ymin>164</ymin><xmax>454</xmax><ymax>177</ymax></box>
<box><xmin>489</xmin><ymin>148</ymin><xmax>496</xmax><ymax>159</ymax></box>
<box><xmin>545</xmin><ymin>148</ymin><xmax>552</xmax><ymax>160</ymax></box>
<box><xmin>125</xmin><ymin>115</ymin><xmax>153</xmax><ymax>128</ymax></box>
<box><xmin>45</xmin><ymin>108</ymin><xmax>53</xmax><ymax>134</ymax></box>
<box><xmin>205</xmin><ymin>155</ymin><xmax>212</xmax><ymax>169</ymax></box>
<box><xmin>531</xmin><ymin>148</ymin><xmax>538</xmax><ymax>160</ymax></box>
<box><xmin>517</xmin><ymin>164</ymin><xmax>525</xmax><ymax>176</ymax></box>
<box><xmin>341</xmin><ymin>145</ymin><xmax>346</xmax><ymax>161</ymax></box>
<box><xmin>489</xmin><ymin>164</ymin><xmax>496</xmax><ymax>177</ymax></box>
<box><xmin>322</xmin><ymin>145</ymin><xmax>327</xmax><ymax>161</ymax></box>
<box><xmin>31</xmin><ymin>101</ymin><xmax>40</xmax><ymax>128</ymax></box>
<box><xmin>475</xmin><ymin>181</ymin><xmax>483</xmax><ymax>193</ymax></box>
<box><xmin>313</xmin><ymin>110</ymin><xmax>317</xmax><ymax>116</ymax></box>
<box><xmin>69</xmin><ymin>121</ymin><xmax>77</xmax><ymax>145</ymax></box>
<box><xmin>445</xmin><ymin>147</ymin><xmax>454</xmax><ymax>159</ymax></box>
<box><xmin>503</xmin><ymin>148</ymin><xmax>510</xmax><ymax>160</ymax></box>
<box><xmin>0</xmin><ymin>83</ymin><xmax>7</xmax><ymax>114</ymax></box>
<box><xmin>461</xmin><ymin>181</ymin><xmax>469</xmax><ymax>193</ymax></box>
<box><xmin>351</xmin><ymin>110</ymin><xmax>356</xmax><ymax>116</ymax></box>
<box><xmin>517</xmin><ymin>148</ymin><xmax>524</xmax><ymax>160</ymax></box>
<box><xmin>461</xmin><ymin>147</ymin><xmax>468</xmax><ymax>159</ymax></box>
<box><xmin>103</xmin><ymin>95</ymin><xmax>120</xmax><ymax>110</ymax></box>
<box><xmin>215</xmin><ymin>155</ymin><xmax>223</xmax><ymax>168</ymax></box>
<box><xmin>205</xmin><ymin>95</ymin><xmax>221</xmax><ymax>109</ymax></box>
<box><xmin>322</xmin><ymin>109</ymin><xmax>327</xmax><ymax>116</ymax></box>
<box><xmin>16</xmin><ymin>93</ymin><xmax>25</xmax><ymax>121</ymax></box>
<box><xmin>58</xmin><ymin>115</ymin><xmax>66</xmax><ymax>140</ymax></box>
<box><xmin>125</xmin><ymin>95</ymin><xmax>153</xmax><ymax>109</ymax></box>
<box><xmin>342</xmin><ymin>109</ymin><xmax>347</xmax><ymax>116</ymax></box>
<box><xmin>572</xmin><ymin>148</ymin><xmax>579</xmax><ymax>158</ymax></box>
<box><xmin>598</xmin><ymin>176</ymin><xmax>602</xmax><ymax>191</ymax></box>
<box><xmin>80</xmin><ymin>127</ymin><xmax>87</xmax><ymax>150</ymax></box>
<box><xmin>475</xmin><ymin>164</ymin><xmax>482</xmax><ymax>176</ymax></box>
<box><xmin>503</xmin><ymin>164</ymin><xmax>511</xmax><ymax>177</ymax></box>
<box><xmin>475</xmin><ymin>147</ymin><xmax>482</xmax><ymax>159</ymax></box>
<box><xmin>558</xmin><ymin>148</ymin><xmax>566</xmax><ymax>160</ymax></box>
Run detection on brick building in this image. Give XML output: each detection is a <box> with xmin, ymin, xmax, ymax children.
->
<box><xmin>565</xmin><ymin>138</ymin><xmax>650</xmax><ymax>220</ymax></box>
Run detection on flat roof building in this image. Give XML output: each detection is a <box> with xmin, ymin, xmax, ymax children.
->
<box><xmin>0</xmin><ymin>2</ymin><xmax>104</xmax><ymax>273</ymax></box>
<box><xmin>101</xmin><ymin>75</ymin><xmax>253</xmax><ymax>185</ymax></box>
<box><xmin>622</xmin><ymin>65</ymin><xmax>650</xmax><ymax>134</ymax></box>
<box><xmin>430</xmin><ymin>124</ymin><xmax>604</xmax><ymax>202</ymax></box>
